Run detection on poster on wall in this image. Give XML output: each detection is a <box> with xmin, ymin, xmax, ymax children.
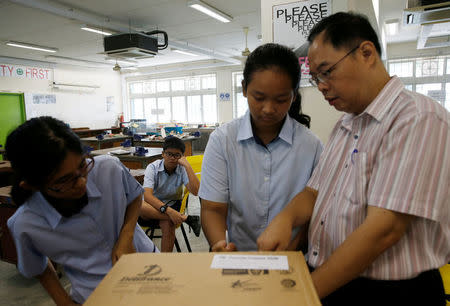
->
<box><xmin>273</xmin><ymin>0</ymin><xmax>331</xmax><ymax>87</ymax></box>
<box><xmin>24</xmin><ymin>93</ymin><xmax>57</xmax><ymax>119</ymax></box>
<box><xmin>0</xmin><ymin>63</ymin><xmax>52</xmax><ymax>80</ymax></box>
<box><xmin>106</xmin><ymin>96</ymin><xmax>114</xmax><ymax>112</ymax></box>
<box><xmin>32</xmin><ymin>94</ymin><xmax>56</xmax><ymax>104</ymax></box>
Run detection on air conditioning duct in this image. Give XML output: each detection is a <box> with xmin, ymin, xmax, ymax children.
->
<box><xmin>403</xmin><ymin>0</ymin><xmax>450</xmax><ymax>25</ymax></box>
<box><xmin>102</xmin><ymin>31</ymin><xmax>168</xmax><ymax>59</ymax></box>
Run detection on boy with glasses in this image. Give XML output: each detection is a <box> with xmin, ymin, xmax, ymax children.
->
<box><xmin>140</xmin><ymin>136</ymin><xmax>201</xmax><ymax>252</ymax></box>
<box><xmin>258</xmin><ymin>12</ymin><xmax>448</xmax><ymax>305</ymax></box>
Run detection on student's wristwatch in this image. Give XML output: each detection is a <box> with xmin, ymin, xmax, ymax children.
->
<box><xmin>160</xmin><ymin>204</ymin><xmax>169</xmax><ymax>214</ymax></box>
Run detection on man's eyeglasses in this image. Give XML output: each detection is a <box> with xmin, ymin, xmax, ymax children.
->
<box><xmin>164</xmin><ymin>151</ymin><xmax>182</xmax><ymax>159</ymax></box>
<box><xmin>309</xmin><ymin>44</ymin><xmax>360</xmax><ymax>87</ymax></box>
<box><xmin>47</xmin><ymin>156</ymin><xmax>95</xmax><ymax>193</ymax></box>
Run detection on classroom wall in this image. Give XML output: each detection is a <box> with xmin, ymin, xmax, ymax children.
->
<box><xmin>0</xmin><ymin>62</ymin><xmax>122</xmax><ymax>129</ymax></box>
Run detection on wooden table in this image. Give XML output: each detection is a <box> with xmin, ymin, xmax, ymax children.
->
<box><xmin>0</xmin><ymin>186</ymin><xmax>17</xmax><ymax>264</ymax></box>
<box><xmin>183</xmin><ymin>128</ymin><xmax>215</xmax><ymax>152</ymax></box>
<box><xmin>0</xmin><ymin>148</ymin><xmax>6</xmax><ymax>160</ymax></box>
<box><xmin>81</xmin><ymin>135</ymin><xmax>133</xmax><ymax>150</ymax></box>
<box><xmin>0</xmin><ymin>161</ymin><xmax>13</xmax><ymax>187</ymax></box>
<box><xmin>73</xmin><ymin>127</ymin><xmax>121</xmax><ymax>138</ymax></box>
<box><xmin>0</xmin><ymin>161</ymin><xmax>11</xmax><ymax>171</ymax></box>
<box><xmin>133</xmin><ymin>136</ymin><xmax>199</xmax><ymax>156</ymax></box>
<box><xmin>91</xmin><ymin>147</ymin><xmax>163</xmax><ymax>169</ymax></box>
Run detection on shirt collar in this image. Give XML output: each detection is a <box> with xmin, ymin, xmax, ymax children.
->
<box><xmin>29</xmin><ymin>177</ymin><xmax>102</xmax><ymax>229</ymax></box>
<box><xmin>340</xmin><ymin>76</ymin><xmax>404</xmax><ymax>131</ymax></box>
<box><xmin>363</xmin><ymin>76</ymin><xmax>404</xmax><ymax>121</ymax></box>
<box><xmin>236</xmin><ymin>111</ymin><xmax>294</xmax><ymax>145</ymax></box>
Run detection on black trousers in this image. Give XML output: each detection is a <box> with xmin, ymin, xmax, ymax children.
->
<box><xmin>309</xmin><ymin>266</ymin><xmax>446</xmax><ymax>306</ymax></box>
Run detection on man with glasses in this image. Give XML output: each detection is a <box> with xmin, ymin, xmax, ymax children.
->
<box><xmin>140</xmin><ymin>136</ymin><xmax>201</xmax><ymax>252</ymax></box>
<box><xmin>258</xmin><ymin>12</ymin><xmax>449</xmax><ymax>305</ymax></box>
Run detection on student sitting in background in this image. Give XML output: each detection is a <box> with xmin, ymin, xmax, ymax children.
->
<box><xmin>140</xmin><ymin>136</ymin><xmax>201</xmax><ymax>252</ymax></box>
<box><xmin>6</xmin><ymin>116</ymin><xmax>157</xmax><ymax>305</ymax></box>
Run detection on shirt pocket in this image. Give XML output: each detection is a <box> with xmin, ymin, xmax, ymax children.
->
<box><xmin>343</xmin><ymin>152</ymin><xmax>369</xmax><ymax>205</ymax></box>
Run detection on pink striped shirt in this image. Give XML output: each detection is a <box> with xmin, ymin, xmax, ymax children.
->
<box><xmin>307</xmin><ymin>76</ymin><xmax>450</xmax><ymax>280</ymax></box>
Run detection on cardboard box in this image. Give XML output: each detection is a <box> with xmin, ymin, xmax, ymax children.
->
<box><xmin>85</xmin><ymin>251</ymin><xmax>320</xmax><ymax>306</ymax></box>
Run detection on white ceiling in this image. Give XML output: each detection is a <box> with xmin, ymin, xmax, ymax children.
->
<box><xmin>0</xmin><ymin>0</ymin><xmax>448</xmax><ymax>71</ymax></box>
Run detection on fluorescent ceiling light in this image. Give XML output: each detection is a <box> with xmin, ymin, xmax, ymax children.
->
<box><xmin>6</xmin><ymin>41</ymin><xmax>58</xmax><ymax>53</ymax></box>
<box><xmin>385</xmin><ymin>19</ymin><xmax>399</xmax><ymax>36</ymax></box>
<box><xmin>105</xmin><ymin>58</ymin><xmax>137</xmax><ymax>65</ymax></box>
<box><xmin>81</xmin><ymin>26</ymin><xmax>113</xmax><ymax>36</ymax></box>
<box><xmin>46</xmin><ymin>55</ymin><xmax>111</xmax><ymax>67</ymax></box>
<box><xmin>187</xmin><ymin>0</ymin><xmax>232</xmax><ymax>23</ymax></box>
<box><xmin>173</xmin><ymin>49</ymin><xmax>199</xmax><ymax>56</ymax></box>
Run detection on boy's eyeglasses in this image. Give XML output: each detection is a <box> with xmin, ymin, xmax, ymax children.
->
<box><xmin>309</xmin><ymin>44</ymin><xmax>360</xmax><ymax>87</ymax></box>
<box><xmin>164</xmin><ymin>151</ymin><xmax>182</xmax><ymax>159</ymax></box>
<box><xmin>47</xmin><ymin>156</ymin><xmax>95</xmax><ymax>193</ymax></box>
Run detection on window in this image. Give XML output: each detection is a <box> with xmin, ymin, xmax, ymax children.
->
<box><xmin>130</xmin><ymin>98</ymin><xmax>144</xmax><ymax>119</ymax></box>
<box><xmin>172</xmin><ymin>96</ymin><xmax>186</xmax><ymax>122</ymax></box>
<box><xmin>187</xmin><ymin>95</ymin><xmax>202</xmax><ymax>123</ymax></box>
<box><xmin>232</xmin><ymin>72</ymin><xmax>248</xmax><ymax>118</ymax></box>
<box><xmin>143</xmin><ymin>81</ymin><xmax>155</xmax><ymax>94</ymax></box>
<box><xmin>130</xmin><ymin>83</ymin><xmax>143</xmax><ymax>94</ymax></box>
<box><xmin>388</xmin><ymin>56</ymin><xmax>449</xmax><ymax>110</ymax></box>
<box><xmin>171</xmin><ymin>79</ymin><xmax>185</xmax><ymax>91</ymax></box>
<box><xmin>446</xmin><ymin>83</ymin><xmax>450</xmax><ymax>111</ymax></box>
<box><xmin>203</xmin><ymin>94</ymin><xmax>217</xmax><ymax>123</ymax></box>
<box><xmin>388</xmin><ymin>61</ymin><xmax>413</xmax><ymax>77</ymax></box>
<box><xmin>128</xmin><ymin>74</ymin><xmax>217</xmax><ymax>124</ymax></box>
<box><xmin>415</xmin><ymin>58</ymin><xmax>444</xmax><ymax>77</ymax></box>
<box><xmin>143</xmin><ymin>98</ymin><xmax>157</xmax><ymax>123</ymax></box>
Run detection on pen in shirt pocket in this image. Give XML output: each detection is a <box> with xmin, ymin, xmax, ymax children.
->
<box><xmin>351</xmin><ymin>149</ymin><xmax>358</xmax><ymax>164</ymax></box>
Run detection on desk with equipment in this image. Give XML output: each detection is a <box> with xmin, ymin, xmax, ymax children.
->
<box><xmin>91</xmin><ymin>147</ymin><xmax>163</xmax><ymax>169</ymax></box>
<box><xmin>72</xmin><ymin>127</ymin><xmax>121</xmax><ymax>138</ymax></box>
<box><xmin>80</xmin><ymin>135</ymin><xmax>133</xmax><ymax>150</ymax></box>
<box><xmin>133</xmin><ymin>136</ymin><xmax>198</xmax><ymax>156</ymax></box>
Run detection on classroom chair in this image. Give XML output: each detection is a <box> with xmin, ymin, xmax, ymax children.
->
<box><xmin>439</xmin><ymin>263</ymin><xmax>450</xmax><ymax>305</ymax></box>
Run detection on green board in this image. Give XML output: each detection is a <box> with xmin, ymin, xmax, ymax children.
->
<box><xmin>0</xmin><ymin>93</ymin><xmax>26</xmax><ymax>160</ymax></box>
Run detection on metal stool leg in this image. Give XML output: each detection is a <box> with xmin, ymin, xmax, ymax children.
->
<box><xmin>174</xmin><ymin>238</ymin><xmax>181</xmax><ymax>252</ymax></box>
<box><xmin>180</xmin><ymin>224</ymin><xmax>192</xmax><ymax>252</ymax></box>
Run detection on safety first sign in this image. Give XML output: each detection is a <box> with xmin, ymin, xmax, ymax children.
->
<box><xmin>0</xmin><ymin>63</ymin><xmax>52</xmax><ymax>80</ymax></box>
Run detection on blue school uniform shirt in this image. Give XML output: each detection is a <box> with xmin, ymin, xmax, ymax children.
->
<box><xmin>7</xmin><ymin>155</ymin><xmax>157</xmax><ymax>304</ymax></box>
<box><xmin>199</xmin><ymin>111</ymin><xmax>323</xmax><ymax>251</ymax></box>
<box><xmin>143</xmin><ymin>159</ymin><xmax>189</xmax><ymax>203</ymax></box>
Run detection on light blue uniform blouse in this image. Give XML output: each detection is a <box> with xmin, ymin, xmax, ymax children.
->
<box><xmin>7</xmin><ymin>155</ymin><xmax>157</xmax><ymax>303</ymax></box>
<box><xmin>143</xmin><ymin>159</ymin><xmax>189</xmax><ymax>204</ymax></box>
<box><xmin>199</xmin><ymin>111</ymin><xmax>323</xmax><ymax>251</ymax></box>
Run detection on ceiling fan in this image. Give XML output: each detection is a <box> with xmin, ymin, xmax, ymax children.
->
<box><xmin>113</xmin><ymin>60</ymin><xmax>121</xmax><ymax>71</ymax></box>
<box><xmin>241</xmin><ymin>27</ymin><xmax>251</xmax><ymax>57</ymax></box>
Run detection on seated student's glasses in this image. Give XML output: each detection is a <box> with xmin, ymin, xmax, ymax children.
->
<box><xmin>164</xmin><ymin>152</ymin><xmax>182</xmax><ymax>159</ymax></box>
<box><xmin>47</xmin><ymin>155</ymin><xmax>95</xmax><ymax>193</ymax></box>
<box><xmin>309</xmin><ymin>45</ymin><xmax>360</xmax><ymax>87</ymax></box>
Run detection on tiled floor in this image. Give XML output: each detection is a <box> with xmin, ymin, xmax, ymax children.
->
<box><xmin>0</xmin><ymin>194</ymin><xmax>209</xmax><ymax>305</ymax></box>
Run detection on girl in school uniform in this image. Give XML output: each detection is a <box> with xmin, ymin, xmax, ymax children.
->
<box><xmin>199</xmin><ymin>43</ymin><xmax>324</xmax><ymax>252</ymax></box>
<box><xmin>6</xmin><ymin>116</ymin><xmax>157</xmax><ymax>305</ymax></box>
